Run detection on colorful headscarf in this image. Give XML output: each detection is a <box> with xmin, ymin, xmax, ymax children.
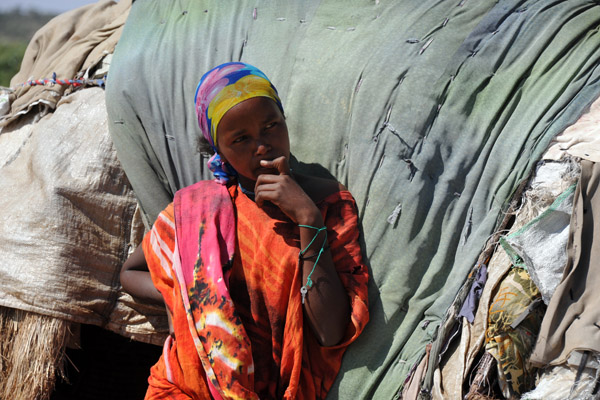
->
<box><xmin>194</xmin><ymin>62</ymin><xmax>283</xmax><ymax>183</ymax></box>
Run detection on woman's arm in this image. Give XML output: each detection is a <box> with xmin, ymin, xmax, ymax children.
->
<box><xmin>121</xmin><ymin>245</ymin><xmax>165</xmax><ymax>305</ymax></box>
<box><xmin>255</xmin><ymin>157</ymin><xmax>351</xmax><ymax>347</ymax></box>
<box><xmin>297</xmin><ymin>212</ymin><xmax>351</xmax><ymax>347</ymax></box>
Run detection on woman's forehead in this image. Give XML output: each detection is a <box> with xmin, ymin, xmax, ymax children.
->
<box><xmin>216</xmin><ymin>98</ymin><xmax>283</xmax><ymax>140</ymax></box>
<box><xmin>224</xmin><ymin>97</ymin><xmax>282</xmax><ymax>122</ymax></box>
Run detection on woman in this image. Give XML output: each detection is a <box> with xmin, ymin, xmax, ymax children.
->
<box><xmin>121</xmin><ymin>62</ymin><xmax>369</xmax><ymax>399</ymax></box>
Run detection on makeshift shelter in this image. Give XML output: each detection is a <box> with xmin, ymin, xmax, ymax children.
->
<box><xmin>1</xmin><ymin>0</ymin><xmax>600</xmax><ymax>399</ymax></box>
<box><xmin>0</xmin><ymin>1</ymin><xmax>163</xmax><ymax>399</ymax></box>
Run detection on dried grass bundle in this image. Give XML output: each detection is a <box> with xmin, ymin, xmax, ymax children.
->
<box><xmin>0</xmin><ymin>306</ymin><xmax>69</xmax><ymax>400</ymax></box>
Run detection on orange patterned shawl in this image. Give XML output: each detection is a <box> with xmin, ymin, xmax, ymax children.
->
<box><xmin>143</xmin><ymin>180</ymin><xmax>368</xmax><ymax>399</ymax></box>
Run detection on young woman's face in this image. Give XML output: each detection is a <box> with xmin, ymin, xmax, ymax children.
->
<box><xmin>217</xmin><ymin>97</ymin><xmax>290</xmax><ymax>188</ymax></box>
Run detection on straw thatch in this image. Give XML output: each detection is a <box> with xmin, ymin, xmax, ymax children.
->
<box><xmin>0</xmin><ymin>306</ymin><xmax>70</xmax><ymax>400</ymax></box>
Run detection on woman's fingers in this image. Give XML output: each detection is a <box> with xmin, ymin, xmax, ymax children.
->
<box><xmin>254</xmin><ymin>160</ymin><xmax>313</xmax><ymax>223</ymax></box>
<box><xmin>255</xmin><ymin>173</ymin><xmax>284</xmax><ymax>186</ymax></box>
<box><xmin>254</xmin><ymin>182</ymin><xmax>281</xmax><ymax>206</ymax></box>
<box><xmin>260</xmin><ymin>156</ymin><xmax>290</xmax><ymax>175</ymax></box>
<box><xmin>255</xmin><ymin>176</ymin><xmax>298</xmax><ymax>212</ymax></box>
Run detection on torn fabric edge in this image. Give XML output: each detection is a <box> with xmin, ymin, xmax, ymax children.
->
<box><xmin>499</xmin><ymin>183</ymin><xmax>576</xmax><ymax>267</ymax></box>
<box><xmin>417</xmin><ymin>179</ymin><xmax>529</xmax><ymax>399</ymax></box>
<box><xmin>499</xmin><ymin>184</ymin><xmax>576</xmax><ymax>304</ymax></box>
<box><xmin>0</xmin><ymin>99</ymin><xmax>54</xmax><ymax>130</ymax></box>
<box><xmin>457</xmin><ymin>262</ymin><xmax>488</xmax><ymax>323</ymax></box>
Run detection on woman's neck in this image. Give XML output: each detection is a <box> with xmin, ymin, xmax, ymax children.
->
<box><xmin>238</xmin><ymin>181</ymin><xmax>255</xmax><ymax>198</ymax></box>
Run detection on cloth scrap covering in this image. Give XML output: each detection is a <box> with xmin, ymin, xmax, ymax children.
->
<box><xmin>531</xmin><ymin>161</ymin><xmax>600</xmax><ymax>367</ymax></box>
<box><xmin>485</xmin><ymin>267</ymin><xmax>545</xmax><ymax>396</ymax></box>
<box><xmin>457</xmin><ymin>262</ymin><xmax>488</xmax><ymax>324</ymax></box>
<box><xmin>499</xmin><ymin>185</ymin><xmax>576</xmax><ymax>304</ymax></box>
<box><xmin>142</xmin><ymin>180</ymin><xmax>369</xmax><ymax>399</ymax></box>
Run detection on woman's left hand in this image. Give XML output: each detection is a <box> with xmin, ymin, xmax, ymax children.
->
<box><xmin>254</xmin><ymin>156</ymin><xmax>321</xmax><ymax>225</ymax></box>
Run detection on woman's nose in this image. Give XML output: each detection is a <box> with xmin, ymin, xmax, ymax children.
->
<box><xmin>255</xmin><ymin>140</ymin><xmax>270</xmax><ymax>155</ymax></box>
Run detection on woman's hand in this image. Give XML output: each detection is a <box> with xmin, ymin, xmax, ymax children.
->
<box><xmin>254</xmin><ymin>156</ymin><xmax>321</xmax><ymax>226</ymax></box>
<box><xmin>255</xmin><ymin>157</ymin><xmax>350</xmax><ymax>346</ymax></box>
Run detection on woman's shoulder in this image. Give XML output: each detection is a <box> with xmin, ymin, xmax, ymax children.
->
<box><xmin>295</xmin><ymin>173</ymin><xmax>349</xmax><ymax>204</ymax></box>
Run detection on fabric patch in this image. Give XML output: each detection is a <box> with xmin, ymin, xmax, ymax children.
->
<box><xmin>485</xmin><ymin>267</ymin><xmax>545</xmax><ymax>396</ymax></box>
<box><xmin>500</xmin><ymin>185</ymin><xmax>575</xmax><ymax>304</ymax></box>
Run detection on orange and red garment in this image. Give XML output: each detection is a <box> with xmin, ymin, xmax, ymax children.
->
<box><xmin>143</xmin><ymin>180</ymin><xmax>369</xmax><ymax>399</ymax></box>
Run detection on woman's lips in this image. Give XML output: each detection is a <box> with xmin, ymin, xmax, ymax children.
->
<box><xmin>255</xmin><ymin>157</ymin><xmax>281</xmax><ymax>175</ymax></box>
<box><xmin>256</xmin><ymin>166</ymin><xmax>278</xmax><ymax>175</ymax></box>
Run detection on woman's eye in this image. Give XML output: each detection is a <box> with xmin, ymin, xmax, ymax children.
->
<box><xmin>233</xmin><ymin>136</ymin><xmax>247</xmax><ymax>144</ymax></box>
<box><xmin>265</xmin><ymin>122</ymin><xmax>277</xmax><ymax>129</ymax></box>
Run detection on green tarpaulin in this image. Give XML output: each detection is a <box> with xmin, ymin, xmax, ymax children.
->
<box><xmin>106</xmin><ymin>0</ymin><xmax>600</xmax><ymax>397</ymax></box>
